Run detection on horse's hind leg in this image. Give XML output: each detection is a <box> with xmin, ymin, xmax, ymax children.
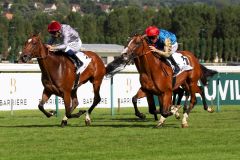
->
<box><xmin>182</xmin><ymin>84</ymin><xmax>198</xmax><ymax>128</ymax></box>
<box><xmin>85</xmin><ymin>80</ymin><xmax>102</xmax><ymax>126</ymax></box>
<box><xmin>198</xmin><ymin>86</ymin><xmax>214</xmax><ymax>113</ymax></box>
<box><xmin>132</xmin><ymin>88</ymin><xmax>146</xmax><ymax>119</ymax></box>
<box><xmin>38</xmin><ymin>89</ymin><xmax>54</xmax><ymax>118</ymax></box>
<box><xmin>173</xmin><ymin>87</ymin><xmax>184</xmax><ymax>120</ymax></box>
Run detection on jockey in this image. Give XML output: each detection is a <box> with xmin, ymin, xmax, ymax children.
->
<box><xmin>46</xmin><ymin>21</ymin><xmax>83</xmax><ymax>74</ymax></box>
<box><xmin>145</xmin><ymin>26</ymin><xmax>180</xmax><ymax>76</ymax></box>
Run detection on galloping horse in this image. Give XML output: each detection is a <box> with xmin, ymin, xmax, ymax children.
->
<box><xmin>19</xmin><ymin>34</ymin><xmax>106</xmax><ymax>127</ymax></box>
<box><xmin>118</xmin><ymin>34</ymin><xmax>217</xmax><ymax>128</ymax></box>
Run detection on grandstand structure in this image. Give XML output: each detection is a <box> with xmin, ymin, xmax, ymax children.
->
<box><xmin>82</xmin><ymin>44</ymin><xmax>124</xmax><ymax>64</ymax></box>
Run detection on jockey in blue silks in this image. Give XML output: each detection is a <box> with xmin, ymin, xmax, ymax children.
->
<box><xmin>46</xmin><ymin>21</ymin><xmax>83</xmax><ymax>74</ymax></box>
<box><xmin>145</xmin><ymin>26</ymin><xmax>180</xmax><ymax>76</ymax></box>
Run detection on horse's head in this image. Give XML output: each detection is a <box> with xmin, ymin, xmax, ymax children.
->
<box><xmin>121</xmin><ymin>34</ymin><xmax>150</xmax><ymax>62</ymax></box>
<box><xmin>19</xmin><ymin>34</ymin><xmax>43</xmax><ymax>63</ymax></box>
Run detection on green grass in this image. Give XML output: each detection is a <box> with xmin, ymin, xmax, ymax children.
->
<box><xmin>0</xmin><ymin>106</ymin><xmax>240</xmax><ymax>160</ymax></box>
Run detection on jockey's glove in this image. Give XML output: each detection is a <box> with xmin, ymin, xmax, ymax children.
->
<box><xmin>165</xmin><ymin>38</ymin><xmax>172</xmax><ymax>46</ymax></box>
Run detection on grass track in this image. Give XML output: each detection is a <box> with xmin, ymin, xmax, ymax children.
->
<box><xmin>0</xmin><ymin>106</ymin><xmax>240</xmax><ymax>160</ymax></box>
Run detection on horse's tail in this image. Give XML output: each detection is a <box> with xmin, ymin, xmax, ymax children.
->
<box><xmin>200</xmin><ymin>64</ymin><xmax>218</xmax><ymax>86</ymax></box>
<box><xmin>105</xmin><ymin>55</ymin><xmax>128</xmax><ymax>78</ymax></box>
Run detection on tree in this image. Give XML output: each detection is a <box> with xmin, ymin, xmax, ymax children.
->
<box><xmin>127</xmin><ymin>6</ymin><xmax>144</xmax><ymax>35</ymax></box>
<box><xmin>82</xmin><ymin>14</ymin><xmax>97</xmax><ymax>43</ymax></box>
<box><xmin>32</xmin><ymin>13</ymin><xmax>51</xmax><ymax>42</ymax></box>
<box><xmin>0</xmin><ymin>16</ymin><xmax>9</xmax><ymax>60</ymax></box>
<box><xmin>199</xmin><ymin>38</ymin><xmax>206</xmax><ymax>62</ymax></box>
<box><xmin>65</xmin><ymin>12</ymin><xmax>84</xmax><ymax>35</ymax></box>
<box><xmin>206</xmin><ymin>38</ymin><xmax>212</xmax><ymax>62</ymax></box>
<box><xmin>105</xmin><ymin>8</ymin><xmax>129</xmax><ymax>44</ymax></box>
<box><xmin>218</xmin><ymin>6</ymin><xmax>239</xmax><ymax>38</ymax></box>
<box><xmin>217</xmin><ymin>38</ymin><xmax>223</xmax><ymax>62</ymax></box>
<box><xmin>152</xmin><ymin>7</ymin><xmax>171</xmax><ymax>30</ymax></box>
<box><xmin>223</xmin><ymin>38</ymin><xmax>230</xmax><ymax>62</ymax></box>
<box><xmin>212</xmin><ymin>38</ymin><xmax>217</xmax><ymax>61</ymax></box>
<box><xmin>172</xmin><ymin>5</ymin><xmax>202</xmax><ymax>38</ymax></box>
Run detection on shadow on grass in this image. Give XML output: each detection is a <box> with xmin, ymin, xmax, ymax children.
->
<box><xmin>0</xmin><ymin>124</ymin><xmax>60</xmax><ymax>128</ymax></box>
<box><xmin>80</xmin><ymin>123</ymin><xmax>180</xmax><ymax>129</ymax></box>
<box><xmin>0</xmin><ymin>121</ymin><xmax>180</xmax><ymax>129</ymax></box>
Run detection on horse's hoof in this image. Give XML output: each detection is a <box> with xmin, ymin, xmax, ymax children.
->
<box><xmin>181</xmin><ymin>123</ymin><xmax>189</xmax><ymax>128</ymax></box>
<box><xmin>175</xmin><ymin>112</ymin><xmax>181</xmax><ymax>120</ymax></box>
<box><xmin>136</xmin><ymin>113</ymin><xmax>146</xmax><ymax>120</ymax></box>
<box><xmin>85</xmin><ymin>120</ymin><xmax>91</xmax><ymax>126</ymax></box>
<box><xmin>61</xmin><ymin>120</ymin><xmax>67</xmax><ymax>128</ymax></box>
<box><xmin>207</xmin><ymin>108</ymin><xmax>214</xmax><ymax>113</ymax></box>
<box><xmin>153</xmin><ymin>123</ymin><xmax>164</xmax><ymax>128</ymax></box>
<box><xmin>175</xmin><ymin>115</ymin><xmax>181</xmax><ymax>120</ymax></box>
<box><xmin>49</xmin><ymin>110</ymin><xmax>57</xmax><ymax>116</ymax></box>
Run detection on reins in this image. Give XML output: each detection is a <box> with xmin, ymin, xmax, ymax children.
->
<box><xmin>129</xmin><ymin>35</ymin><xmax>169</xmax><ymax>77</ymax></box>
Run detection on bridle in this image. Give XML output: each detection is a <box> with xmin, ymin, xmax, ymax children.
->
<box><xmin>125</xmin><ymin>35</ymin><xmax>152</xmax><ymax>61</ymax></box>
<box><xmin>126</xmin><ymin>35</ymin><xmax>169</xmax><ymax>77</ymax></box>
<box><xmin>22</xmin><ymin>37</ymin><xmax>49</xmax><ymax>61</ymax></box>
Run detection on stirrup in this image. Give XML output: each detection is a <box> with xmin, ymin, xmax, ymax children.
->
<box><xmin>173</xmin><ymin>69</ymin><xmax>180</xmax><ymax>77</ymax></box>
<box><xmin>76</xmin><ymin>67</ymin><xmax>81</xmax><ymax>74</ymax></box>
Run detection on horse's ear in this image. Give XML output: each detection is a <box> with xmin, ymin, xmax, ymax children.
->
<box><xmin>37</xmin><ymin>32</ymin><xmax>42</xmax><ymax>38</ymax></box>
<box><xmin>142</xmin><ymin>34</ymin><xmax>147</xmax><ymax>38</ymax></box>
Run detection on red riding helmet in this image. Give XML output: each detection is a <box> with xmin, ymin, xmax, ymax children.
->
<box><xmin>48</xmin><ymin>21</ymin><xmax>61</xmax><ymax>32</ymax></box>
<box><xmin>145</xmin><ymin>26</ymin><xmax>160</xmax><ymax>36</ymax></box>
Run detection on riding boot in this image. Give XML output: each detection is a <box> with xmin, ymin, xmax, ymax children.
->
<box><xmin>66</xmin><ymin>50</ymin><xmax>83</xmax><ymax>74</ymax></box>
<box><xmin>168</xmin><ymin>54</ymin><xmax>180</xmax><ymax>76</ymax></box>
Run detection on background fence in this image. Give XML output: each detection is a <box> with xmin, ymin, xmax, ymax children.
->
<box><xmin>0</xmin><ymin>64</ymin><xmax>239</xmax><ymax>112</ymax></box>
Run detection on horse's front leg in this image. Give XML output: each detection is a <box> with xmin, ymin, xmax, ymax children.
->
<box><xmin>85</xmin><ymin>80</ymin><xmax>102</xmax><ymax>126</ymax></box>
<box><xmin>38</xmin><ymin>89</ymin><xmax>54</xmax><ymax>118</ymax></box>
<box><xmin>156</xmin><ymin>91</ymin><xmax>173</xmax><ymax>128</ymax></box>
<box><xmin>132</xmin><ymin>88</ymin><xmax>147</xmax><ymax>120</ymax></box>
<box><xmin>70</xmin><ymin>90</ymin><xmax>86</xmax><ymax>118</ymax></box>
<box><xmin>146</xmin><ymin>92</ymin><xmax>158</xmax><ymax>121</ymax></box>
<box><xmin>61</xmin><ymin>91</ymin><xmax>76</xmax><ymax>127</ymax></box>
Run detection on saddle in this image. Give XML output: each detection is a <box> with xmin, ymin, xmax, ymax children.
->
<box><xmin>168</xmin><ymin>52</ymin><xmax>193</xmax><ymax>75</ymax></box>
<box><xmin>75</xmin><ymin>51</ymin><xmax>92</xmax><ymax>74</ymax></box>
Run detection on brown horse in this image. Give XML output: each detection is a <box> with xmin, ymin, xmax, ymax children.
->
<box><xmin>118</xmin><ymin>34</ymin><xmax>217</xmax><ymax>128</ymax></box>
<box><xmin>19</xmin><ymin>34</ymin><xmax>106</xmax><ymax>127</ymax></box>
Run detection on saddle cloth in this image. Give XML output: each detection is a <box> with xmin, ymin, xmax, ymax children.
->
<box><xmin>75</xmin><ymin>51</ymin><xmax>92</xmax><ymax>74</ymax></box>
<box><xmin>167</xmin><ymin>52</ymin><xmax>193</xmax><ymax>76</ymax></box>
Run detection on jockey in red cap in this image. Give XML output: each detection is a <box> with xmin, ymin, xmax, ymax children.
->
<box><xmin>46</xmin><ymin>21</ymin><xmax>83</xmax><ymax>74</ymax></box>
<box><xmin>145</xmin><ymin>26</ymin><xmax>180</xmax><ymax>76</ymax></box>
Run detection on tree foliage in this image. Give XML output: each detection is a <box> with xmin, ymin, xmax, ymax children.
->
<box><xmin>0</xmin><ymin>1</ymin><xmax>240</xmax><ymax>63</ymax></box>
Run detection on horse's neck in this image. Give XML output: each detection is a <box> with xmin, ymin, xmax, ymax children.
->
<box><xmin>37</xmin><ymin>47</ymin><xmax>60</xmax><ymax>79</ymax></box>
<box><xmin>135</xmin><ymin>52</ymin><xmax>156</xmax><ymax>75</ymax></box>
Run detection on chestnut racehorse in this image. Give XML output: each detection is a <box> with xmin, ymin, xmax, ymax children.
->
<box><xmin>120</xmin><ymin>34</ymin><xmax>217</xmax><ymax>128</ymax></box>
<box><xmin>19</xmin><ymin>34</ymin><xmax>106</xmax><ymax>127</ymax></box>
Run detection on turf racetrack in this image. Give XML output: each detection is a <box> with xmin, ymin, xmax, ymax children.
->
<box><xmin>0</xmin><ymin>106</ymin><xmax>239</xmax><ymax>160</ymax></box>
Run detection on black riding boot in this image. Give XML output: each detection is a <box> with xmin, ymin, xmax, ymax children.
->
<box><xmin>67</xmin><ymin>50</ymin><xmax>83</xmax><ymax>73</ymax></box>
<box><xmin>168</xmin><ymin>54</ymin><xmax>180</xmax><ymax>76</ymax></box>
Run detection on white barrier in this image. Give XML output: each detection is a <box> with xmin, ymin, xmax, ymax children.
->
<box><xmin>0</xmin><ymin>63</ymin><xmax>239</xmax><ymax>111</ymax></box>
<box><xmin>0</xmin><ymin>63</ymin><xmax>147</xmax><ymax>111</ymax></box>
